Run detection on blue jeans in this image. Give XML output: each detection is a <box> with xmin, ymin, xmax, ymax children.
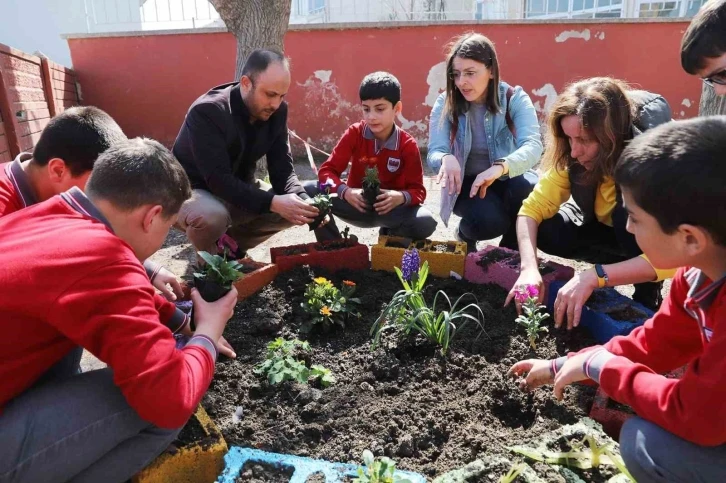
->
<box><xmin>453</xmin><ymin>171</ymin><xmax>538</xmax><ymax>244</ymax></box>
<box><xmin>620</xmin><ymin>416</ymin><xmax>726</xmax><ymax>482</ymax></box>
<box><xmin>0</xmin><ymin>356</ymin><xmax>181</xmax><ymax>483</ymax></box>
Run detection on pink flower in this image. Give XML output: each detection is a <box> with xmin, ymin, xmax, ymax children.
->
<box><xmin>514</xmin><ymin>289</ymin><xmax>528</xmax><ymax>304</ymax></box>
<box><xmin>526</xmin><ymin>285</ymin><xmax>539</xmax><ymax>299</ymax></box>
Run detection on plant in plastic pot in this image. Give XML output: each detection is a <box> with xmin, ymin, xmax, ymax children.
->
<box><xmin>362</xmin><ymin>166</ymin><xmax>381</xmax><ymax>207</ymax></box>
<box><xmin>192</xmin><ymin>251</ymin><xmax>244</xmax><ymax>302</ymax></box>
<box><xmin>308</xmin><ymin>193</ymin><xmax>333</xmax><ymax>231</ymax></box>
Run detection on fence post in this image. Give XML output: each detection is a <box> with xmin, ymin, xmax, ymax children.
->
<box><xmin>0</xmin><ymin>53</ymin><xmax>22</xmax><ymax>159</ymax></box>
<box><xmin>41</xmin><ymin>57</ymin><xmax>59</xmax><ymax>117</ymax></box>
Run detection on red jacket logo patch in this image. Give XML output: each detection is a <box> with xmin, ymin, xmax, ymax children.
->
<box><xmin>387</xmin><ymin>157</ymin><xmax>401</xmax><ymax>173</ymax></box>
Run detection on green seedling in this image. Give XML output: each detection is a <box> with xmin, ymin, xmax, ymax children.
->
<box><xmin>353</xmin><ymin>450</ymin><xmax>413</xmax><ymax>483</ymax></box>
<box><xmin>253</xmin><ymin>338</ymin><xmax>335</xmax><ymax>387</ymax></box>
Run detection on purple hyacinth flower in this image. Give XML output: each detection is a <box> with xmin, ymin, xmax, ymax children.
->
<box><xmin>401</xmin><ymin>249</ymin><xmax>421</xmax><ymax>282</ymax></box>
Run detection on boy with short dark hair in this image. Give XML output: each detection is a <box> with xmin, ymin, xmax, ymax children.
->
<box><xmin>306</xmin><ymin>71</ymin><xmax>437</xmax><ymax>241</ymax></box>
<box><xmin>509</xmin><ymin>116</ymin><xmax>726</xmax><ymax>481</ymax></box>
<box><xmin>0</xmin><ymin>138</ymin><xmax>238</xmax><ymax>482</ymax></box>
<box><xmin>0</xmin><ymin>106</ymin><xmax>184</xmax><ymax>303</ymax></box>
<box><xmin>681</xmin><ymin>0</ymin><xmax>726</xmax><ymax>95</ymax></box>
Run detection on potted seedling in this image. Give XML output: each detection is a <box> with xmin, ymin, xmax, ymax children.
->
<box><xmin>192</xmin><ymin>251</ymin><xmax>244</xmax><ymax>302</ymax></box>
<box><xmin>362</xmin><ymin>166</ymin><xmax>381</xmax><ymax>207</ymax></box>
<box><xmin>308</xmin><ymin>193</ymin><xmax>333</xmax><ymax>231</ymax></box>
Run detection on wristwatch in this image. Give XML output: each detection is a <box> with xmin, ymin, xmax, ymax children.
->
<box><xmin>594</xmin><ymin>264</ymin><xmax>609</xmax><ymax>288</ymax></box>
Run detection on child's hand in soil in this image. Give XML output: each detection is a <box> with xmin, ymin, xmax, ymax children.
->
<box><xmin>508</xmin><ymin>359</ymin><xmax>554</xmax><ymax>392</ymax></box>
<box><xmin>374</xmin><ymin>190</ymin><xmax>405</xmax><ymax>215</ymax></box>
<box><xmin>342</xmin><ymin>188</ymin><xmax>368</xmax><ymax>213</ymax></box>
<box><xmin>553</xmin><ymin>352</ymin><xmax>590</xmax><ymax>401</ymax></box>
<box><xmin>217</xmin><ymin>335</ymin><xmax>236</xmax><ymax>359</ymax></box>
<box><xmin>190</xmin><ymin>287</ymin><xmax>237</xmax><ymax>351</ymax></box>
<box><xmin>153</xmin><ymin>266</ymin><xmax>185</xmax><ymax>301</ymax></box>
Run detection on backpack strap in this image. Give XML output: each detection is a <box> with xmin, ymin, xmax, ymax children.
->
<box><xmin>505</xmin><ymin>86</ymin><xmax>516</xmax><ymax>137</ymax></box>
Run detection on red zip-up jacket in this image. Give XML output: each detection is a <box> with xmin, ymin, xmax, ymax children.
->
<box><xmin>0</xmin><ymin>189</ymin><xmax>217</xmax><ymax>428</ymax></box>
<box><xmin>317</xmin><ymin>121</ymin><xmax>426</xmax><ymax>206</ymax></box>
<box><xmin>553</xmin><ymin>267</ymin><xmax>726</xmax><ymax>445</ymax></box>
<box><xmin>0</xmin><ymin>156</ymin><xmax>188</xmax><ymax>333</ymax></box>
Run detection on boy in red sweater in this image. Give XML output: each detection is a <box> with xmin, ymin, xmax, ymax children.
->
<box><xmin>0</xmin><ymin>138</ymin><xmax>238</xmax><ymax>483</ymax></box>
<box><xmin>0</xmin><ymin>106</ymin><xmax>184</xmax><ymax>302</ymax></box>
<box><xmin>509</xmin><ymin>117</ymin><xmax>726</xmax><ymax>481</ymax></box>
<box><xmin>305</xmin><ymin>72</ymin><xmax>436</xmax><ymax>240</ymax></box>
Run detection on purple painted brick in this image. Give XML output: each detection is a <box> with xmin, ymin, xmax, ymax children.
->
<box><xmin>463</xmin><ymin>245</ymin><xmax>574</xmax><ymax>299</ymax></box>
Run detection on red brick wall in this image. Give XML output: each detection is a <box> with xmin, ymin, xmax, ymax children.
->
<box><xmin>0</xmin><ymin>43</ymin><xmax>81</xmax><ymax>159</ymax></box>
<box><xmin>67</xmin><ymin>21</ymin><xmax>702</xmax><ymax>154</ymax></box>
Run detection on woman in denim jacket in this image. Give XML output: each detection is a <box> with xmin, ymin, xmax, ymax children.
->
<box><xmin>428</xmin><ymin>32</ymin><xmax>542</xmax><ymax>251</ymax></box>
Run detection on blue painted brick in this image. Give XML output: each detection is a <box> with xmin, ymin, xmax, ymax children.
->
<box><xmin>218</xmin><ymin>447</ymin><xmax>427</xmax><ymax>483</ymax></box>
<box><xmin>547</xmin><ymin>281</ymin><xmax>655</xmax><ymax>344</ymax></box>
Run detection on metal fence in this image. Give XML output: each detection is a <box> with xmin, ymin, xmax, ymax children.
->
<box><xmin>80</xmin><ymin>0</ymin><xmax>705</xmax><ymax>33</ymax></box>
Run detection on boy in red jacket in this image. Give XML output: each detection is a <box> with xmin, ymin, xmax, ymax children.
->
<box><xmin>0</xmin><ymin>138</ymin><xmax>238</xmax><ymax>483</ymax></box>
<box><xmin>0</xmin><ymin>106</ymin><xmax>184</xmax><ymax>302</ymax></box>
<box><xmin>509</xmin><ymin>117</ymin><xmax>726</xmax><ymax>481</ymax></box>
<box><xmin>306</xmin><ymin>72</ymin><xmax>436</xmax><ymax>240</ymax></box>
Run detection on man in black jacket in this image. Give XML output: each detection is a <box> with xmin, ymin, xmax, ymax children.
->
<box><xmin>173</xmin><ymin>49</ymin><xmax>319</xmax><ymax>255</ymax></box>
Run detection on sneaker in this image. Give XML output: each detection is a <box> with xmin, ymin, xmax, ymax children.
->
<box><xmin>455</xmin><ymin>228</ymin><xmax>478</xmax><ymax>253</ymax></box>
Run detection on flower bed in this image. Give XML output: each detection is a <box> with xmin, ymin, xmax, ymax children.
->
<box><xmin>201</xmin><ymin>266</ymin><xmax>605</xmax><ymax>481</ymax></box>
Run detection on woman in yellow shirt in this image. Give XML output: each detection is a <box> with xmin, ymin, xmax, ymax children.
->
<box><xmin>508</xmin><ymin>77</ymin><xmax>674</xmax><ymax>326</ymax></box>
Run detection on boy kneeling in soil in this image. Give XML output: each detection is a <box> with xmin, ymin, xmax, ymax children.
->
<box><xmin>509</xmin><ymin>116</ymin><xmax>726</xmax><ymax>482</ymax></box>
<box><xmin>0</xmin><ymin>106</ymin><xmax>185</xmax><ymax>302</ymax></box>
<box><xmin>305</xmin><ymin>71</ymin><xmax>437</xmax><ymax>241</ymax></box>
<box><xmin>0</xmin><ymin>139</ymin><xmax>237</xmax><ymax>483</ymax></box>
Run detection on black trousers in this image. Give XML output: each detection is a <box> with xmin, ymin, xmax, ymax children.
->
<box><xmin>537</xmin><ymin>201</ymin><xmax>663</xmax><ymax>309</ymax></box>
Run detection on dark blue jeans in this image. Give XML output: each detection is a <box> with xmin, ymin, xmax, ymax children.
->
<box><xmin>454</xmin><ymin>171</ymin><xmax>539</xmax><ymax>245</ymax></box>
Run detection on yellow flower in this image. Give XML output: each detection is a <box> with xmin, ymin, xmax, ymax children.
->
<box><xmin>314</xmin><ymin>277</ymin><xmax>329</xmax><ymax>284</ymax></box>
<box><xmin>342</xmin><ymin>280</ymin><xmax>356</xmax><ymax>287</ymax></box>
<box><xmin>320</xmin><ymin>306</ymin><xmax>332</xmax><ymax>316</ymax></box>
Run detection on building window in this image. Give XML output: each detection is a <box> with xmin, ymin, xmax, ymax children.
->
<box><xmin>308</xmin><ymin>0</ymin><xmax>325</xmax><ymax>14</ymax></box>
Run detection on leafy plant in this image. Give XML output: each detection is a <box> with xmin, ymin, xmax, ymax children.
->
<box><xmin>362</xmin><ymin>166</ymin><xmax>381</xmax><ymax>191</ymax></box>
<box><xmin>310</xmin><ymin>193</ymin><xmax>333</xmax><ymax>214</ymax></box>
<box><xmin>514</xmin><ymin>285</ymin><xmax>549</xmax><ymax>349</ymax></box>
<box><xmin>193</xmin><ymin>251</ymin><xmax>244</xmax><ymax>288</ymax></box>
<box><xmin>353</xmin><ymin>450</ymin><xmax>413</xmax><ymax>483</ymax></box>
<box><xmin>372</xmin><ymin>249</ymin><xmax>485</xmax><ymax>355</ymax></box>
<box><xmin>499</xmin><ymin>462</ymin><xmax>526</xmax><ymax>483</ymax></box>
<box><xmin>253</xmin><ymin>337</ymin><xmax>335</xmax><ymax>387</ymax></box>
<box><xmin>302</xmin><ymin>277</ymin><xmax>361</xmax><ymax>329</ymax></box>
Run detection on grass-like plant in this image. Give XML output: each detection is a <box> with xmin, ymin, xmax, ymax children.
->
<box><xmin>372</xmin><ymin>249</ymin><xmax>485</xmax><ymax>355</ymax></box>
<box><xmin>353</xmin><ymin>450</ymin><xmax>413</xmax><ymax>483</ymax></box>
<box><xmin>253</xmin><ymin>337</ymin><xmax>335</xmax><ymax>387</ymax></box>
<box><xmin>302</xmin><ymin>277</ymin><xmax>361</xmax><ymax>330</ymax></box>
<box><xmin>514</xmin><ymin>285</ymin><xmax>549</xmax><ymax>349</ymax></box>
<box><xmin>499</xmin><ymin>463</ymin><xmax>526</xmax><ymax>483</ymax></box>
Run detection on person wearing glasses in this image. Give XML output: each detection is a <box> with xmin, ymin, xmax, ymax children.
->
<box><xmin>427</xmin><ymin>32</ymin><xmax>542</xmax><ymax>252</ymax></box>
<box><xmin>506</xmin><ymin>77</ymin><xmax>675</xmax><ymax>327</ymax></box>
<box><xmin>681</xmin><ymin>0</ymin><xmax>726</xmax><ymax>97</ymax></box>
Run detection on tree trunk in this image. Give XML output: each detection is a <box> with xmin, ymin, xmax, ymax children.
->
<box><xmin>699</xmin><ymin>83</ymin><xmax>726</xmax><ymax>116</ymax></box>
<box><xmin>208</xmin><ymin>0</ymin><xmax>292</xmax><ymax>80</ymax></box>
<box><xmin>208</xmin><ymin>0</ymin><xmax>292</xmax><ymax>178</ymax></box>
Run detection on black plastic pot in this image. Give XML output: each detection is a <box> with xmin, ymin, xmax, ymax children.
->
<box><xmin>363</xmin><ymin>186</ymin><xmax>380</xmax><ymax>207</ymax></box>
<box><xmin>193</xmin><ymin>274</ymin><xmax>231</xmax><ymax>303</ymax></box>
<box><xmin>308</xmin><ymin>206</ymin><xmax>331</xmax><ymax>231</ymax></box>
